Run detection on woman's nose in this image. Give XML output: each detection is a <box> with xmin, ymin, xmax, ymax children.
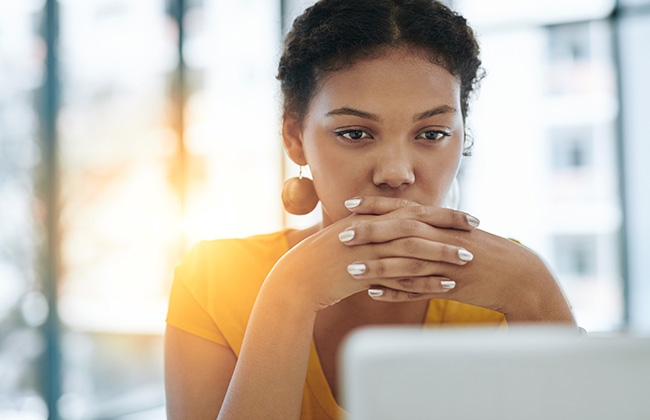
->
<box><xmin>372</xmin><ymin>147</ymin><xmax>415</xmax><ymax>189</ymax></box>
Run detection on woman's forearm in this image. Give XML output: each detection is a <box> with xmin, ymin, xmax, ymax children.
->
<box><xmin>217</xmin><ymin>274</ymin><xmax>318</xmax><ymax>420</ymax></box>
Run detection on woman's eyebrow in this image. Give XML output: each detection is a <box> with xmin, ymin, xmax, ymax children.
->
<box><xmin>325</xmin><ymin>107</ymin><xmax>381</xmax><ymax>122</ymax></box>
<box><xmin>325</xmin><ymin>105</ymin><xmax>457</xmax><ymax>122</ymax></box>
<box><xmin>413</xmin><ymin>105</ymin><xmax>457</xmax><ymax>122</ymax></box>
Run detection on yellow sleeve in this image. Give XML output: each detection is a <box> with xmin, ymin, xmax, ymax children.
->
<box><xmin>165</xmin><ymin>242</ymin><xmax>229</xmax><ymax>346</ymax></box>
<box><xmin>164</xmin><ymin>232</ymin><xmax>287</xmax><ymax>353</ymax></box>
<box><xmin>166</xmin><ymin>267</ymin><xmax>228</xmax><ymax>345</ymax></box>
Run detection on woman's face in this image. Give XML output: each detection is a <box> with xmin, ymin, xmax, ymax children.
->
<box><xmin>285</xmin><ymin>47</ymin><xmax>464</xmax><ymax>226</ymax></box>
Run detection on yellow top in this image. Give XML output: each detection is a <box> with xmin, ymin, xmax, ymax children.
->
<box><xmin>166</xmin><ymin>229</ymin><xmax>506</xmax><ymax>420</ymax></box>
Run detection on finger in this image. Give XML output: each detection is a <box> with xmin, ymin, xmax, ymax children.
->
<box><xmin>366</xmin><ymin>285</ymin><xmax>454</xmax><ymax>301</ymax></box>
<box><xmin>340</xmin><ymin>218</ymin><xmax>431</xmax><ymax>244</ymax></box>
<box><xmin>339</xmin><ymin>220</ymin><xmax>474</xmax><ymax>262</ymax></box>
<box><xmin>344</xmin><ymin>196</ymin><xmax>480</xmax><ymax>231</ymax></box>
<box><xmin>344</xmin><ymin>196</ymin><xmax>415</xmax><ymax>215</ymax></box>
<box><xmin>345</xmin><ymin>239</ymin><xmax>472</xmax><ymax>268</ymax></box>
<box><xmin>346</xmin><ymin>257</ymin><xmax>452</xmax><ymax>279</ymax></box>
<box><xmin>381</xmin><ymin>238</ymin><xmax>474</xmax><ymax>264</ymax></box>
<box><xmin>381</xmin><ymin>276</ymin><xmax>456</xmax><ymax>293</ymax></box>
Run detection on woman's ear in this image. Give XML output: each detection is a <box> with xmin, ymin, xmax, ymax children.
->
<box><xmin>282</xmin><ymin>113</ymin><xmax>308</xmax><ymax>166</ymax></box>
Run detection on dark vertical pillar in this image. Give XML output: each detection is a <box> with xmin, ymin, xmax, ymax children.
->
<box><xmin>611</xmin><ymin>1</ymin><xmax>630</xmax><ymax>328</ymax></box>
<box><xmin>615</xmin><ymin>2</ymin><xmax>650</xmax><ymax>332</ymax></box>
<box><xmin>41</xmin><ymin>0</ymin><xmax>62</xmax><ymax>418</ymax></box>
<box><xmin>169</xmin><ymin>0</ymin><xmax>187</xmax><ymax>248</ymax></box>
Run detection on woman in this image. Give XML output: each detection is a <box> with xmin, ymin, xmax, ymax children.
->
<box><xmin>164</xmin><ymin>1</ymin><xmax>577</xmax><ymax>419</ymax></box>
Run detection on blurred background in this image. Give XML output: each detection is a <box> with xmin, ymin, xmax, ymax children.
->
<box><xmin>1</xmin><ymin>0</ymin><xmax>648</xmax><ymax>418</ymax></box>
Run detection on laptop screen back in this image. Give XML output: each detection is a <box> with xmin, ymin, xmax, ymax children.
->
<box><xmin>340</xmin><ymin>327</ymin><xmax>650</xmax><ymax>420</ymax></box>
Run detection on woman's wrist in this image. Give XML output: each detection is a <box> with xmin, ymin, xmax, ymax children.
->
<box><xmin>501</xmin><ymin>255</ymin><xmax>576</xmax><ymax>325</ymax></box>
<box><xmin>262</xmin><ymin>250</ymin><xmax>327</xmax><ymax>316</ymax></box>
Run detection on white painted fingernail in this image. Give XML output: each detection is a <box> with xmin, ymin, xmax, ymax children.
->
<box><xmin>466</xmin><ymin>214</ymin><xmax>480</xmax><ymax>228</ymax></box>
<box><xmin>441</xmin><ymin>280</ymin><xmax>456</xmax><ymax>289</ymax></box>
<box><xmin>347</xmin><ymin>263</ymin><xmax>366</xmax><ymax>276</ymax></box>
<box><xmin>458</xmin><ymin>248</ymin><xmax>474</xmax><ymax>262</ymax></box>
<box><xmin>339</xmin><ymin>229</ymin><xmax>355</xmax><ymax>243</ymax></box>
<box><xmin>368</xmin><ymin>288</ymin><xmax>384</xmax><ymax>297</ymax></box>
<box><xmin>344</xmin><ymin>198</ymin><xmax>362</xmax><ymax>209</ymax></box>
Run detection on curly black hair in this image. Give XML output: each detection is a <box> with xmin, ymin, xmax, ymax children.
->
<box><xmin>277</xmin><ymin>0</ymin><xmax>484</xmax><ymax>127</ymax></box>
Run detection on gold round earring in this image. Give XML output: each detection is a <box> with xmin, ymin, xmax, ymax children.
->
<box><xmin>281</xmin><ymin>166</ymin><xmax>319</xmax><ymax>215</ymax></box>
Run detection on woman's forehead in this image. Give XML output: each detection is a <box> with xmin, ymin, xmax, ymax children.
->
<box><xmin>308</xmin><ymin>49</ymin><xmax>462</xmax><ymax>119</ymax></box>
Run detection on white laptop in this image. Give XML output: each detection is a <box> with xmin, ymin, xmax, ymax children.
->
<box><xmin>340</xmin><ymin>326</ymin><xmax>650</xmax><ymax>420</ymax></box>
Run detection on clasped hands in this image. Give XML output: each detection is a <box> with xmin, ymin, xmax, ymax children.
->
<box><xmin>330</xmin><ymin>196</ymin><xmax>573</xmax><ymax>323</ymax></box>
<box><xmin>274</xmin><ymin>195</ymin><xmax>574</xmax><ymax>324</ymax></box>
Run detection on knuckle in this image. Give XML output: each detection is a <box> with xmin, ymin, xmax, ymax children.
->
<box><xmin>406</xmin><ymin>291</ymin><xmax>422</xmax><ymax>299</ymax></box>
<box><xmin>395</xmin><ymin>198</ymin><xmax>411</xmax><ymax>209</ymax></box>
<box><xmin>387</xmin><ymin>289</ymin><xmax>402</xmax><ymax>300</ymax></box>
<box><xmin>355</xmin><ymin>222</ymin><xmax>371</xmax><ymax>239</ymax></box>
<box><xmin>452</xmin><ymin>210</ymin><xmax>466</xmax><ymax>227</ymax></box>
<box><xmin>407</xmin><ymin>259</ymin><xmax>426</xmax><ymax>274</ymax></box>
<box><xmin>398</xmin><ymin>277</ymin><xmax>415</xmax><ymax>289</ymax></box>
<box><xmin>399</xmin><ymin>219</ymin><xmax>420</xmax><ymax>233</ymax></box>
<box><xmin>422</xmin><ymin>278</ymin><xmax>438</xmax><ymax>293</ymax></box>
<box><xmin>411</xmin><ymin>205</ymin><xmax>430</xmax><ymax>217</ymax></box>
<box><xmin>357</xmin><ymin>197</ymin><xmax>377</xmax><ymax>213</ymax></box>
<box><xmin>375</xmin><ymin>260</ymin><xmax>387</xmax><ymax>276</ymax></box>
<box><xmin>367</xmin><ymin>199</ymin><xmax>380</xmax><ymax>213</ymax></box>
<box><xmin>442</xmin><ymin>244</ymin><xmax>458</xmax><ymax>260</ymax></box>
<box><xmin>401</xmin><ymin>238</ymin><xmax>419</xmax><ymax>254</ymax></box>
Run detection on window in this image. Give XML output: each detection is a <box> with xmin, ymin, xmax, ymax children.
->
<box><xmin>550</xmin><ymin>127</ymin><xmax>593</xmax><ymax>171</ymax></box>
<box><xmin>553</xmin><ymin>235</ymin><xmax>597</xmax><ymax>277</ymax></box>
<box><xmin>548</xmin><ymin>23</ymin><xmax>591</xmax><ymax>62</ymax></box>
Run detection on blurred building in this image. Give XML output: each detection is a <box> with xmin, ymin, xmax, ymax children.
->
<box><xmin>456</xmin><ymin>5</ymin><xmax>624</xmax><ymax>330</ymax></box>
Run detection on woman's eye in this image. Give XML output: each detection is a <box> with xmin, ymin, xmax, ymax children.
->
<box><xmin>335</xmin><ymin>130</ymin><xmax>371</xmax><ymax>141</ymax></box>
<box><xmin>417</xmin><ymin>130</ymin><xmax>451</xmax><ymax>141</ymax></box>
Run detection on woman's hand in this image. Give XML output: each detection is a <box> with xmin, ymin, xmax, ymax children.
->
<box><xmin>264</xmin><ymin>196</ymin><xmax>480</xmax><ymax>314</ymax></box>
<box><xmin>341</xmin><ymin>196</ymin><xmax>576</xmax><ymax>324</ymax></box>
